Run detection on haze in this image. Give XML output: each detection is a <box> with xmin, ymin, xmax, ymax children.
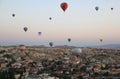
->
<box><xmin>0</xmin><ymin>0</ymin><xmax>120</xmax><ymax>47</ymax></box>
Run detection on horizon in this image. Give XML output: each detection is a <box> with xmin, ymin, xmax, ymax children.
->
<box><xmin>0</xmin><ymin>0</ymin><xmax>120</xmax><ymax>46</ymax></box>
<box><xmin>1</xmin><ymin>43</ymin><xmax>120</xmax><ymax>48</ymax></box>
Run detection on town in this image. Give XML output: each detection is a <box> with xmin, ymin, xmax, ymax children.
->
<box><xmin>0</xmin><ymin>45</ymin><xmax>120</xmax><ymax>79</ymax></box>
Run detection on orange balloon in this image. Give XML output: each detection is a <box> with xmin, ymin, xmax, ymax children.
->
<box><xmin>60</xmin><ymin>2</ymin><xmax>68</xmax><ymax>12</ymax></box>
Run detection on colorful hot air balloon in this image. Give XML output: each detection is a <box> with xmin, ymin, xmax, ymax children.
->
<box><xmin>23</xmin><ymin>27</ymin><xmax>28</xmax><ymax>32</ymax></box>
<box><xmin>49</xmin><ymin>42</ymin><xmax>53</xmax><ymax>47</ymax></box>
<box><xmin>95</xmin><ymin>6</ymin><xmax>99</xmax><ymax>11</ymax></box>
<box><xmin>60</xmin><ymin>2</ymin><xmax>68</xmax><ymax>12</ymax></box>
<box><xmin>38</xmin><ymin>32</ymin><xmax>42</xmax><ymax>36</ymax></box>
<box><xmin>12</xmin><ymin>14</ymin><xmax>15</xmax><ymax>17</ymax></box>
<box><xmin>68</xmin><ymin>38</ymin><xmax>71</xmax><ymax>42</ymax></box>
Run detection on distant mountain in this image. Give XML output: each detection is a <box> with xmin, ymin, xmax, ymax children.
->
<box><xmin>91</xmin><ymin>44</ymin><xmax>120</xmax><ymax>49</ymax></box>
<box><xmin>29</xmin><ymin>45</ymin><xmax>47</xmax><ymax>48</ymax></box>
<box><xmin>54</xmin><ymin>45</ymin><xmax>77</xmax><ymax>48</ymax></box>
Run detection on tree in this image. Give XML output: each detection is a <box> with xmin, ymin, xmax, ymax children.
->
<box><xmin>8</xmin><ymin>68</ymin><xmax>15</xmax><ymax>79</ymax></box>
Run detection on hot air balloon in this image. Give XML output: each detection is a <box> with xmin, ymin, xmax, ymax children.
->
<box><xmin>95</xmin><ymin>6</ymin><xmax>99</xmax><ymax>11</ymax></box>
<box><xmin>18</xmin><ymin>45</ymin><xmax>26</xmax><ymax>51</ymax></box>
<box><xmin>38</xmin><ymin>32</ymin><xmax>42</xmax><ymax>36</ymax></box>
<box><xmin>60</xmin><ymin>2</ymin><xmax>68</xmax><ymax>12</ymax></box>
<box><xmin>49</xmin><ymin>17</ymin><xmax>52</xmax><ymax>20</ymax></box>
<box><xmin>100</xmin><ymin>39</ymin><xmax>103</xmax><ymax>42</ymax></box>
<box><xmin>49</xmin><ymin>42</ymin><xmax>53</xmax><ymax>47</ymax></box>
<box><xmin>72</xmin><ymin>48</ymin><xmax>82</xmax><ymax>55</ymax></box>
<box><xmin>68</xmin><ymin>38</ymin><xmax>71</xmax><ymax>42</ymax></box>
<box><xmin>111</xmin><ymin>8</ymin><xmax>113</xmax><ymax>11</ymax></box>
<box><xmin>12</xmin><ymin>14</ymin><xmax>15</xmax><ymax>17</ymax></box>
<box><xmin>23</xmin><ymin>27</ymin><xmax>28</xmax><ymax>32</ymax></box>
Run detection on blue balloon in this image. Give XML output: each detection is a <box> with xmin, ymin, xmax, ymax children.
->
<box><xmin>38</xmin><ymin>32</ymin><xmax>42</xmax><ymax>36</ymax></box>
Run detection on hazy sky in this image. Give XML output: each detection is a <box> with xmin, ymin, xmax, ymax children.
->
<box><xmin>0</xmin><ymin>0</ymin><xmax>120</xmax><ymax>46</ymax></box>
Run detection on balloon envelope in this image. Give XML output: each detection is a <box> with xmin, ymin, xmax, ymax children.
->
<box><xmin>60</xmin><ymin>2</ymin><xmax>68</xmax><ymax>12</ymax></box>
<box><xmin>95</xmin><ymin>6</ymin><xmax>99</xmax><ymax>11</ymax></box>
<box><xmin>18</xmin><ymin>45</ymin><xmax>26</xmax><ymax>51</ymax></box>
<box><xmin>72</xmin><ymin>48</ymin><xmax>82</xmax><ymax>54</ymax></box>
<box><xmin>100</xmin><ymin>39</ymin><xmax>103</xmax><ymax>42</ymax></box>
<box><xmin>12</xmin><ymin>14</ymin><xmax>15</xmax><ymax>17</ymax></box>
<box><xmin>49</xmin><ymin>42</ymin><xmax>53</xmax><ymax>47</ymax></box>
<box><xmin>38</xmin><ymin>32</ymin><xmax>42</xmax><ymax>36</ymax></box>
<box><xmin>111</xmin><ymin>8</ymin><xmax>113</xmax><ymax>10</ymax></box>
<box><xmin>68</xmin><ymin>38</ymin><xmax>71</xmax><ymax>42</ymax></box>
<box><xmin>49</xmin><ymin>17</ymin><xmax>52</xmax><ymax>20</ymax></box>
<box><xmin>23</xmin><ymin>27</ymin><xmax>28</xmax><ymax>32</ymax></box>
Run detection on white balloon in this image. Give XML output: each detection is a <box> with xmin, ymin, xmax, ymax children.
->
<box><xmin>72</xmin><ymin>48</ymin><xmax>82</xmax><ymax>54</ymax></box>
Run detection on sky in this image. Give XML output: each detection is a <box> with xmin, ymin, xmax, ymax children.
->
<box><xmin>0</xmin><ymin>0</ymin><xmax>120</xmax><ymax>47</ymax></box>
